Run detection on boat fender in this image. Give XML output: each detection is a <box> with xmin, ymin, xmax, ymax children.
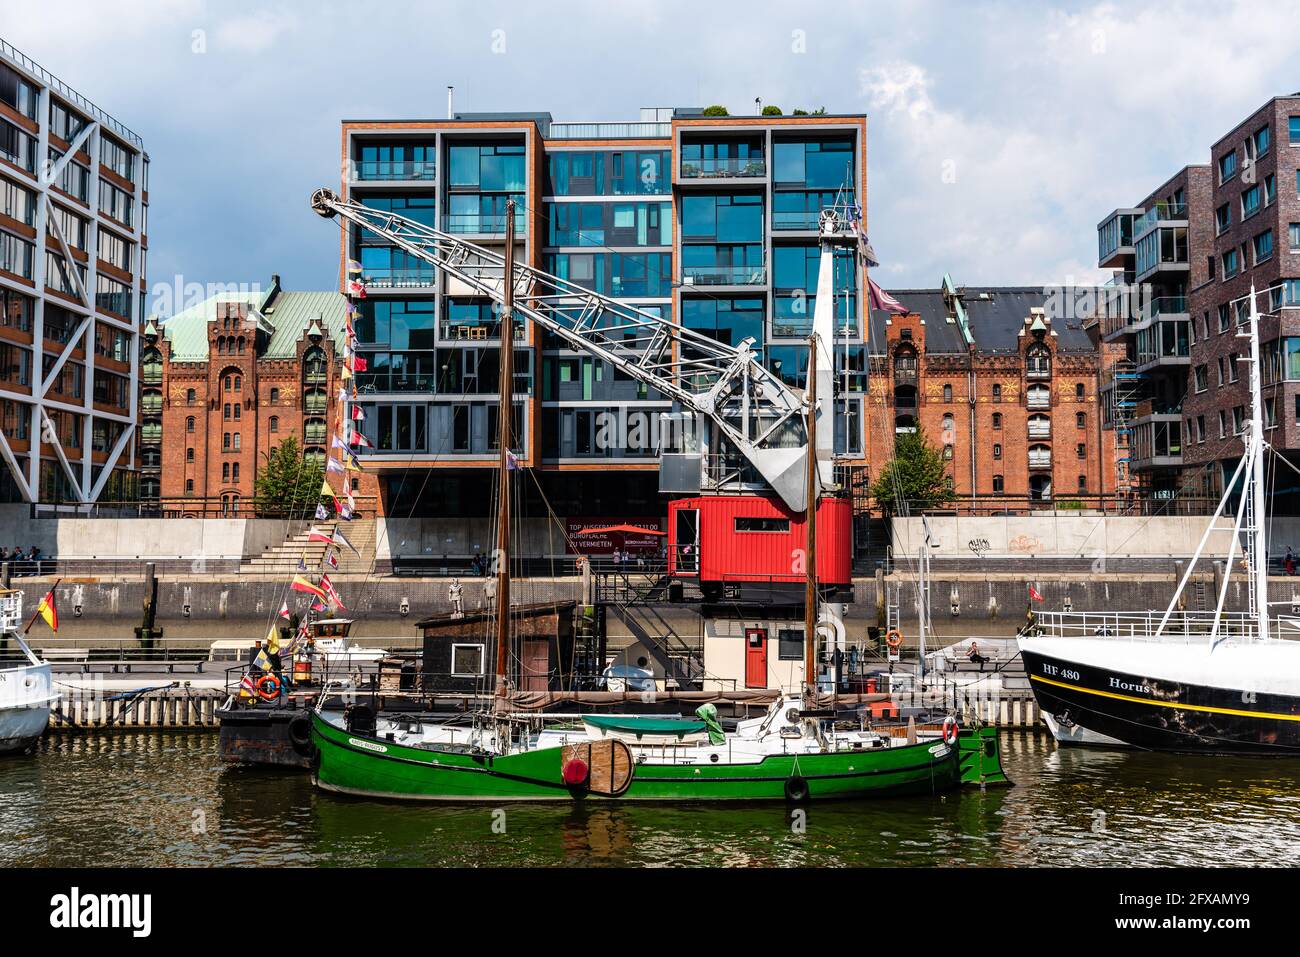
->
<box><xmin>942</xmin><ymin>716</ymin><xmax>959</xmax><ymax>745</ymax></box>
<box><xmin>884</xmin><ymin>629</ymin><xmax>903</xmax><ymax>649</ymax></box>
<box><xmin>256</xmin><ymin>675</ymin><xmax>282</xmax><ymax>701</ymax></box>
<box><xmin>562</xmin><ymin>757</ymin><xmax>589</xmax><ymax>786</ymax></box>
<box><xmin>288</xmin><ymin>713</ymin><xmax>313</xmax><ymax>756</ymax></box>
<box><xmin>784</xmin><ymin>775</ymin><xmax>810</xmax><ymax>803</ymax></box>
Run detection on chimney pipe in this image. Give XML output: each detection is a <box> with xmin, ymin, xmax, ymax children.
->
<box><xmin>447</xmin><ymin>86</ymin><xmax>454</xmax><ymax>120</ymax></box>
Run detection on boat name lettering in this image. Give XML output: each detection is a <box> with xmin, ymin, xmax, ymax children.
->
<box><xmin>1039</xmin><ymin>662</ymin><xmax>1080</xmax><ymax>681</ymax></box>
<box><xmin>348</xmin><ymin>738</ymin><xmax>389</xmax><ymax>753</ymax></box>
<box><xmin>928</xmin><ymin>743</ymin><xmax>950</xmax><ymax>757</ymax></box>
<box><xmin>1108</xmin><ymin>677</ymin><xmax>1152</xmax><ymax>695</ymax></box>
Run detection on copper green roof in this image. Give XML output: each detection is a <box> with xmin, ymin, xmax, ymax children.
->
<box><xmin>157</xmin><ymin>280</ymin><xmax>348</xmax><ymax>362</ymax></box>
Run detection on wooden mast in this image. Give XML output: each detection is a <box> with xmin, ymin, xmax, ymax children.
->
<box><xmin>494</xmin><ymin>201</ymin><xmax>516</xmax><ymax>697</ymax></box>
<box><xmin>804</xmin><ymin>332</ymin><xmax>819</xmax><ymax>699</ymax></box>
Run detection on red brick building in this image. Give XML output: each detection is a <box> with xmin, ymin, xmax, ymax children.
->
<box><xmin>141</xmin><ymin>276</ymin><xmax>347</xmax><ymax>511</ymax></box>
<box><xmin>866</xmin><ymin>277</ymin><xmax>1117</xmax><ymax>505</ymax></box>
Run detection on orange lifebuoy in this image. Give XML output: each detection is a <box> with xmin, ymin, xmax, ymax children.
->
<box><xmin>942</xmin><ymin>716</ymin><xmax>959</xmax><ymax>744</ymax></box>
<box><xmin>256</xmin><ymin>674</ymin><xmax>282</xmax><ymax>701</ymax></box>
<box><xmin>885</xmin><ymin>629</ymin><xmax>903</xmax><ymax>649</ymax></box>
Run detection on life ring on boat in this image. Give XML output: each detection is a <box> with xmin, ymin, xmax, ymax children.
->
<box><xmin>562</xmin><ymin>757</ymin><xmax>590</xmax><ymax>787</ymax></box>
<box><xmin>884</xmin><ymin>629</ymin><xmax>903</xmax><ymax>649</ymax></box>
<box><xmin>942</xmin><ymin>716</ymin><xmax>959</xmax><ymax>745</ymax></box>
<box><xmin>256</xmin><ymin>675</ymin><xmax>282</xmax><ymax>701</ymax></box>
<box><xmin>287</xmin><ymin>713</ymin><xmax>313</xmax><ymax>756</ymax></box>
<box><xmin>784</xmin><ymin>775</ymin><xmax>810</xmax><ymax>803</ymax></box>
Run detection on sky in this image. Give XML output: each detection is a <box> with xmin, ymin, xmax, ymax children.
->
<box><xmin>3</xmin><ymin>0</ymin><xmax>1298</xmax><ymax>316</ymax></box>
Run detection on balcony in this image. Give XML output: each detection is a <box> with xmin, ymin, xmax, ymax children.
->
<box><xmin>681</xmin><ymin>263</ymin><xmax>766</xmax><ymax>287</ymax></box>
<box><xmin>1134</xmin><ymin>225</ymin><xmax>1189</xmax><ymax>282</ymax></box>
<box><xmin>354</xmin><ymin>160</ymin><xmax>435</xmax><ymax>182</ymax></box>
<box><xmin>358</xmin><ymin>266</ymin><xmax>437</xmax><ymax>289</ymax></box>
<box><xmin>1132</xmin><ymin>202</ymin><xmax>1188</xmax><ymax>241</ymax></box>
<box><xmin>440</xmin><ymin>321</ymin><xmax>527</xmax><ymax>342</ymax></box>
<box><xmin>355</xmin><ymin>372</ymin><xmax>437</xmax><ymax>394</ymax></box>
<box><xmin>1097</xmin><ymin>208</ymin><xmax>1140</xmax><ymax>268</ymax></box>
<box><xmin>549</xmin><ymin>121</ymin><xmax>670</xmax><ymax>139</ymax></box>
<box><xmin>1129</xmin><ymin>418</ymin><xmax>1183</xmax><ymax>471</ymax></box>
<box><xmin>679</xmin><ymin>157</ymin><xmax>767</xmax><ymax>180</ymax></box>
<box><xmin>443</xmin><ymin>214</ymin><xmax>525</xmax><ymax>237</ymax></box>
<box><xmin>772</xmin><ymin>210</ymin><xmax>820</xmax><ymax>231</ymax></box>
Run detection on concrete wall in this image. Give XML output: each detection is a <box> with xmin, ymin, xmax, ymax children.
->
<box><xmin>0</xmin><ymin>505</ymin><xmax>306</xmax><ymax>559</ymax></box>
<box><xmin>891</xmin><ymin>514</ymin><xmax>1300</xmax><ymax>561</ymax></box>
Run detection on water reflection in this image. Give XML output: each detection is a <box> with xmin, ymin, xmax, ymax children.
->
<box><xmin>1</xmin><ymin>731</ymin><xmax>1298</xmax><ymax>867</ymax></box>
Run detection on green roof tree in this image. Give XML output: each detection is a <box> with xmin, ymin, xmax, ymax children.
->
<box><xmin>761</xmin><ymin>105</ymin><xmax>783</xmax><ymax>116</ymax></box>
<box><xmin>701</xmin><ymin>104</ymin><xmax>729</xmax><ymax>116</ymax></box>
<box><xmin>869</xmin><ymin>426</ymin><xmax>955</xmax><ymax>514</ymax></box>
<box><xmin>255</xmin><ymin>436</ymin><xmax>331</xmax><ymax>518</ymax></box>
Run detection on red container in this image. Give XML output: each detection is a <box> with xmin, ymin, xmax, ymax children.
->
<box><xmin>668</xmin><ymin>493</ymin><xmax>851</xmax><ymax>587</ymax></box>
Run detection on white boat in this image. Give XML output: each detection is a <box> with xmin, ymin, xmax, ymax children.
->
<box><xmin>1020</xmin><ymin>284</ymin><xmax>1300</xmax><ymax>755</ymax></box>
<box><xmin>0</xmin><ymin>589</ymin><xmax>59</xmax><ymax>755</ymax></box>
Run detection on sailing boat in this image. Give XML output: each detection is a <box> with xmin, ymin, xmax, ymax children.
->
<box><xmin>0</xmin><ymin>590</ymin><xmax>58</xmax><ymax>755</ymax></box>
<box><xmin>1020</xmin><ymin>284</ymin><xmax>1300</xmax><ymax>754</ymax></box>
<box><xmin>310</xmin><ymin>202</ymin><xmax>983</xmax><ymax>801</ymax></box>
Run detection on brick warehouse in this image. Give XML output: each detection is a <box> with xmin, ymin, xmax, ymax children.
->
<box><xmin>866</xmin><ymin>277</ymin><xmax>1116</xmax><ymax>505</ymax></box>
<box><xmin>142</xmin><ymin>276</ymin><xmax>348</xmax><ymax>511</ymax></box>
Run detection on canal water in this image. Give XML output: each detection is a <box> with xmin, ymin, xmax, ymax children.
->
<box><xmin>2</xmin><ymin>731</ymin><xmax>1298</xmax><ymax>867</ymax></box>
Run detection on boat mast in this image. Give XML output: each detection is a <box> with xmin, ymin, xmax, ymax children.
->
<box><xmin>804</xmin><ymin>330</ymin><xmax>819</xmax><ymax>699</ymax></box>
<box><xmin>494</xmin><ymin>201</ymin><xmax>516</xmax><ymax>695</ymax></box>
<box><xmin>1245</xmin><ymin>282</ymin><xmax>1268</xmax><ymax>642</ymax></box>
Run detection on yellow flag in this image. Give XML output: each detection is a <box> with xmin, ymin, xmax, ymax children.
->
<box><xmin>265</xmin><ymin>623</ymin><xmax>280</xmax><ymax>656</ymax></box>
<box><xmin>321</xmin><ymin>477</ymin><xmax>333</xmax><ymax>497</ymax></box>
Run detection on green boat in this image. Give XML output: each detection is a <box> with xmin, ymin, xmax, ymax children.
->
<box><xmin>309</xmin><ymin>697</ymin><xmax>1004</xmax><ymax>802</ymax></box>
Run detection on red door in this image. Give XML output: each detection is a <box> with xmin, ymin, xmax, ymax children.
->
<box><xmin>744</xmin><ymin>628</ymin><xmax>768</xmax><ymax>689</ymax></box>
<box><xmin>521</xmin><ymin>640</ymin><xmax>550</xmax><ymax>692</ymax></box>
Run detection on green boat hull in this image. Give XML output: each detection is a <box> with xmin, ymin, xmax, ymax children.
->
<box><xmin>957</xmin><ymin>726</ymin><xmax>1011</xmax><ymax>786</ymax></box>
<box><xmin>310</xmin><ymin>713</ymin><xmax>965</xmax><ymax>803</ymax></box>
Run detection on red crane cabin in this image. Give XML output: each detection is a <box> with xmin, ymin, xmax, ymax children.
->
<box><xmin>668</xmin><ymin>494</ymin><xmax>852</xmax><ymax>601</ymax></box>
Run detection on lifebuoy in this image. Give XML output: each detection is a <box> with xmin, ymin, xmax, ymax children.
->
<box><xmin>287</xmin><ymin>713</ymin><xmax>313</xmax><ymax>755</ymax></box>
<box><xmin>256</xmin><ymin>674</ymin><xmax>282</xmax><ymax>701</ymax></box>
<box><xmin>562</xmin><ymin>757</ymin><xmax>589</xmax><ymax>786</ymax></box>
<box><xmin>885</xmin><ymin>629</ymin><xmax>903</xmax><ymax>649</ymax></box>
<box><xmin>942</xmin><ymin>716</ymin><xmax>959</xmax><ymax>744</ymax></box>
<box><xmin>784</xmin><ymin>775</ymin><xmax>810</xmax><ymax>803</ymax></box>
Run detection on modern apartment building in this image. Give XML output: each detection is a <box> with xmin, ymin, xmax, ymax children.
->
<box><xmin>0</xmin><ymin>39</ymin><xmax>148</xmax><ymax>504</ymax></box>
<box><xmin>142</xmin><ymin>276</ymin><xmax>347</xmax><ymax>511</ymax></box>
<box><xmin>1095</xmin><ymin>95</ymin><xmax>1300</xmax><ymax>504</ymax></box>
<box><xmin>868</xmin><ymin>278</ymin><xmax>1115</xmax><ymax>504</ymax></box>
<box><xmin>337</xmin><ymin>107</ymin><xmax>868</xmax><ymax>525</ymax></box>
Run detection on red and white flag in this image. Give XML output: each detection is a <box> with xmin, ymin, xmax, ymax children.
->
<box><xmin>319</xmin><ymin>573</ymin><xmax>347</xmax><ymax>610</ymax></box>
<box><xmin>868</xmin><ymin>277</ymin><xmax>908</xmax><ymax>315</ymax></box>
<box><xmin>278</xmin><ymin>601</ymin><xmax>290</xmax><ymax>620</ymax></box>
<box><xmin>1028</xmin><ymin>585</ymin><xmax>1044</xmax><ymax>602</ymax></box>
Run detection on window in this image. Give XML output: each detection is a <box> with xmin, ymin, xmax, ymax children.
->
<box><xmin>223</xmin><ymin>403</ymin><xmax>231</xmax><ymax>420</ymax></box>
<box><xmin>943</xmin><ymin>444</ymin><xmax>953</xmax><ymax>460</ymax></box>
<box><xmin>1254</xmin><ymin>124</ymin><xmax>1271</xmax><ymax>157</ymax></box>
<box><xmin>185</xmin><ymin>479</ymin><xmax>194</xmax><ymax>494</ymax></box>
<box><xmin>992</xmin><ymin>412</ymin><xmax>1002</xmax><ymax>430</ymax></box>
<box><xmin>1253</xmin><ymin>229</ymin><xmax>1273</xmax><ymax>265</ymax></box>
<box><xmin>991</xmin><ymin>384</ymin><xmax>1002</xmax><ymax>402</ymax></box>
<box><xmin>1194</xmin><ymin>366</ymin><xmax>1208</xmax><ymax>393</ymax></box>
<box><xmin>1290</xmin><ymin>116</ymin><xmax>1300</xmax><ymax>144</ymax></box>
<box><xmin>233</xmin><ymin>433</ymin><xmax>241</xmax><ymax>450</ymax></box>
<box><xmin>1265</xmin><ymin>173</ymin><xmax>1276</xmax><ymax>206</ymax></box>
<box><xmin>735</xmin><ymin>517</ymin><xmax>790</xmax><ymax>533</ymax></box>
<box><xmin>1242</xmin><ymin>184</ymin><xmax>1262</xmax><ymax>220</ymax></box>
<box><xmin>222</xmin><ymin>462</ymin><xmax>229</xmax><ymax>481</ymax></box>
<box><xmin>1219</xmin><ymin>410</ymin><xmax>1227</xmax><ymax>438</ymax></box>
<box><xmin>1291</xmin><ymin>223</ymin><xmax>1300</xmax><ymax>251</ymax></box>
<box><xmin>1078</xmin><ymin>475</ymin><xmax>1088</xmax><ymax>493</ymax></box>
<box><xmin>1077</xmin><ymin>443</ymin><xmax>1087</xmax><ymax>460</ymax></box>
<box><xmin>269</xmin><ymin>415</ymin><xmax>279</xmax><ymax>433</ymax></box>
<box><xmin>777</xmin><ymin>629</ymin><xmax>804</xmax><ymax>661</ymax></box>
<box><xmin>1222</xmin><ymin>248</ymin><xmax>1239</xmax><ymax>279</ymax></box>
<box><xmin>1075</xmin><ymin>383</ymin><xmax>1085</xmax><ymax>400</ymax></box>
<box><xmin>186</xmin><ymin>388</ymin><xmax>196</xmax><ymax>404</ymax></box>
<box><xmin>1229</xmin><ymin>353</ymin><xmax>1240</xmax><ymax>383</ymax></box>
<box><xmin>943</xmin><ymin>383</ymin><xmax>953</xmax><ymax>402</ymax></box>
<box><xmin>186</xmin><ymin>416</ymin><xmax>195</xmax><ymax>432</ymax></box>
<box><xmin>451</xmin><ymin>643</ymin><xmax>485</xmax><ymax>676</ymax></box>
<box><xmin>232</xmin><ymin>463</ymin><xmax>240</xmax><ymax>482</ymax></box>
<box><xmin>270</xmin><ymin>387</ymin><xmax>280</xmax><ymax>403</ymax></box>
<box><xmin>1218</xmin><ymin>150</ymin><xmax>1237</xmax><ymax>184</ymax></box>
<box><xmin>992</xmin><ymin>474</ymin><xmax>1004</xmax><ymax>494</ymax></box>
<box><xmin>222</xmin><ymin>432</ymin><xmax>231</xmax><ymax>450</ymax></box>
<box><xmin>186</xmin><ymin>448</ymin><xmax>194</xmax><ymax>463</ymax></box>
<box><xmin>1077</xmin><ymin>411</ymin><xmax>1087</xmax><ymax>429</ymax></box>
<box><xmin>992</xmin><ymin>443</ymin><xmax>1002</xmax><ymax>460</ymax></box>
<box><xmin>1215</xmin><ymin>203</ymin><xmax>1231</xmax><ymax>234</ymax></box>
<box><xmin>1196</xmin><ymin>415</ymin><xmax>1206</xmax><ymax>442</ymax></box>
<box><xmin>1026</xmin><ymin>344</ymin><xmax>1051</xmax><ymax>378</ymax></box>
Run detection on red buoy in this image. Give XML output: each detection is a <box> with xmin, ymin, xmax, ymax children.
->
<box><xmin>562</xmin><ymin>758</ymin><xmax>589</xmax><ymax>786</ymax></box>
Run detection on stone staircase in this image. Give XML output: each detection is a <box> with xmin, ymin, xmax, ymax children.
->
<box><xmin>241</xmin><ymin>518</ymin><xmax>377</xmax><ymax>575</ymax></box>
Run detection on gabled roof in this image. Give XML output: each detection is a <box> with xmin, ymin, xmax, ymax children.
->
<box><xmin>157</xmin><ymin>279</ymin><xmax>348</xmax><ymax>362</ymax></box>
<box><xmin>868</xmin><ymin>283</ymin><xmax>1097</xmax><ymax>356</ymax></box>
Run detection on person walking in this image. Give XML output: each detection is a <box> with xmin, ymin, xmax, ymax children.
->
<box><xmin>1286</xmin><ymin>546</ymin><xmax>1296</xmax><ymax>576</ymax></box>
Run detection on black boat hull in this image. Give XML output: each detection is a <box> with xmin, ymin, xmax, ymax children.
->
<box><xmin>1021</xmin><ymin>648</ymin><xmax>1300</xmax><ymax>755</ymax></box>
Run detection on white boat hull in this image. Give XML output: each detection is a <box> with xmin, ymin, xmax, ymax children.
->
<box><xmin>0</xmin><ymin>661</ymin><xmax>57</xmax><ymax>755</ymax></box>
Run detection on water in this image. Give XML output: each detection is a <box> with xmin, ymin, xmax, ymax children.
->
<box><xmin>2</xmin><ymin>731</ymin><xmax>1298</xmax><ymax>867</ymax></box>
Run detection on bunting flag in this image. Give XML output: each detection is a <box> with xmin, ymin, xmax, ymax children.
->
<box><xmin>311</xmin><ymin>599</ymin><xmax>328</xmax><ymax>613</ymax></box>
<box><xmin>278</xmin><ymin>601</ymin><xmax>290</xmax><ymax>620</ymax></box>
<box><xmin>319</xmin><ymin>573</ymin><xmax>347</xmax><ymax>610</ymax></box>
<box><xmin>253</xmin><ymin>648</ymin><xmax>272</xmax><ymax>671</ymax></box>
<box><xmin>326</xmin><ymin>551</ymin><xmax>339</xmax><ymax>570</ymax></box>
<box><xmin>343</xmin><ymin>450</ymin><xmax>363</xmax><ymax>472</ymax></box>
<box><xmin>506</xmin><ymin>449</ymin><xmax>520</xmax><ymax>471</ymax></box>
<box><xmin>240</xmin><ymin>673</ymin><xmax>258</xmax><ymax>695</ymax></box>
<box><xmin>326</xmin><ymin>457</ymin><xmax>345</xmax><ymax>475</ymax></box>
<box><xmin>320</xmin><ymin>477</ymin><xmax>333</xmax><ymax>497</ymax></box>
<box><xmin>350</xmin><ymin>431</ymin><xmax>373</xmax><ymax>449</ymax></box>
<box><xmin>297</xmin><ymin>554</ymin><xmax>308</xmax><ymax>572</ymax></box>
<box><xmin>340</xmin><ymin>365</ymin><xmax>353</xmax><ymax>381</ymax></box>
<box><xmin>265</xmin><ymin>622</ymin><xmax>281</xmax><ymax>656</ymax></box>
<box><xmin>346</xmin><ymin>259</ymin><xmax>363</xmax><ymax>274</ymax></box>
<box><xmin>35</xmin><ymin>587</ymin><xmax>58</xmax><ymax>633</ymax></box>
<box><xmin>338</xmin><ymin>503</ymin><xmax>355</xmax><ymax>521</ymax></box>
<box><xmin>352</xmin><ymin>356</ymin><xmax>368</xmax><ymax>372</ymax></box>
<box><xmin>332</xmin><ymin>526</ymin><xmax>359</xmax><ymax>557</ymax></box>
<box><xmin>314</xmin><ymin>503</ymin><xmax>330</xmax><ymax>520</ymax></box>
<box><xmin>1028</xmin><ymin>585</ymin><xmax>1044</xmax><ymax>602</ymax></box>
<box><xmin>352</xmin><ymin>406</ymin><xmax>366</xmax><ymax>421</ymax></box>
<box><xmin>291</xmin><ymin>575</ymin><xmax>329</xmax><ymax>601</ymax></box>
<box><xmin>867</xmin><ymin>276</ymin><xmax>908</xmax><ymax>315</ymax></box>
<box><xmin>338</xmin><ymin>387</ymin><xmax>350</xmax><ymax>403</ymax></box>
<box><xmin>307</xmin><ymin>526</ymin><xmax>333</xmax><ymax>545</ymax></box>
<box><xmin>331</xmin><ymin>435</ymin><xmax>348</xmax><ymax>452</ymax></box>
<box><xmin>347</xmin><ymin>279</ymin><xmax>367</xmax><ymax>299</ymax></box>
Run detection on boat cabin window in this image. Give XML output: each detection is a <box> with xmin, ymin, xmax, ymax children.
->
<box><xmin>735</xmin><ymin>517</ymin><xmax>790</xmax><ymax>533</ymax></box>
<box><xmin>777</xmin><ymin>629</ymin><xmax>804</xmax><ymax>660</ymax></box>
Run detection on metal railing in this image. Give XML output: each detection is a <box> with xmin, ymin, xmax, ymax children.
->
<box><xmin>1032</xmin><ymin>609</ymin><xmax>1300</xmax><ymax>645</ymax></box>
<box><xmin>31</xmin><ymin>495</ymin><xmax>377</xmax><ymax>519</ymax></box>
<box><xmin>679</xmin><ymin>158</ymin><xmax>766</xmax><ymax>178</ymax></box>
<box><xmin>881</xmin><ymin>493</ymin><xmax>1222</xmax><ymax>517</ymax></box>
<box><xmin>353</xmin><ymin>160</ymin><xmax>435</xmax><ymax>181</ymax></box>
<box><xmin>681</xmin><ymin>264</ymin><xmax>766</xmax><ymax>286</ymax></box>
<box><xmin>548</xmin><ymin>121</ymin><xmax>670</xmax><ymax>139</ymax></box>
<box><xmin>443</xmin><ymin>214</ymin><xmax>525</xmax><ymax>235</ymax></box>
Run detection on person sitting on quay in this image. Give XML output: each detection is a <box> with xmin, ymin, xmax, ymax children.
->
<box><xmin>966</xmin><ymin>640</ymin><xmax>990</xmax><ymax>672</ymax></box>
